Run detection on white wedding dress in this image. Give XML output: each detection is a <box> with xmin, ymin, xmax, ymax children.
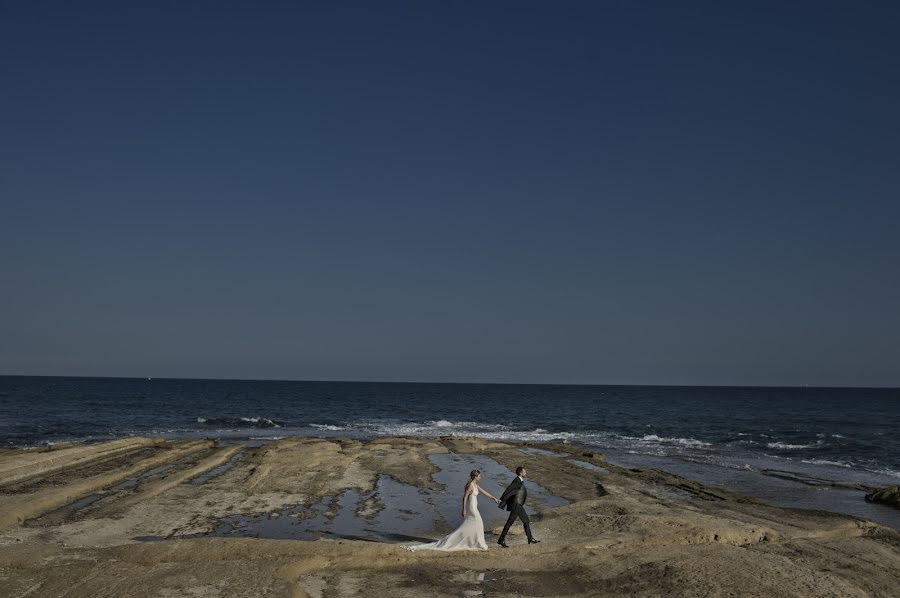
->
<box><xmin>408</xmin><ymin>485</ymin><xmax>488</xmax><ymax>551</ymax></box>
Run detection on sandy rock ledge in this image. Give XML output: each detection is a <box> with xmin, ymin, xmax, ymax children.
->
<box><xmin>0</xmin><ymin>436</ymin><xmax>898</xmax><ymax>597</ymax></box>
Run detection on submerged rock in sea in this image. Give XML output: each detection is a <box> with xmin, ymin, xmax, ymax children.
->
<box><xmin>865</xmin><ymin>485</ymin><xmax>900</xmax><ymax>508</ymax></box>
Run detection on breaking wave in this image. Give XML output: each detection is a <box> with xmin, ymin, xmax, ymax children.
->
<box><xmin>639</xmin><ymin>434</ymin><xmax>711</xmax><ymax>447</ymax></box>
<box><xmin>309</xmin><ymin>423</ymin><xmax>346</xmax><ymax>431</ymax></box>
<box><xmin>766</xmin><ymin>442</ymin><xmax>816</xmax><ymax>450</ymax></box>
<box><xmin>349</xmin><ymin>419</ymin><xmax>512</xmax><ymax>438</ymax></box>
<box><xmin>197</xmin><ymin>417</ymin><xmax>284</xmax><ymax>429</ymax></box>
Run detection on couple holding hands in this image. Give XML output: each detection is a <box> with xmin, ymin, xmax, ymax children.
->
<box><xmin>408</xmin><ymin>465</ymin><xmax>540</xmax><ymax>551</ymax></box>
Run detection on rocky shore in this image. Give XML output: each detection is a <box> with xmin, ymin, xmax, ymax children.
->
<box><xmin>1</xmin><ymin>436</ymin><xmax>899</xmax><ymax>597</ymax></box>
<box><xmin>866</xmin><ymin>485</ymin><xmax>900</xmax><ymax>509</ymax></box>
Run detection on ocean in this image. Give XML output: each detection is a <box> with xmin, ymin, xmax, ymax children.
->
<box><xmin>2</xmin><ymin>376</ymin><xmax>899</xmax><ymax>527</ymax></box>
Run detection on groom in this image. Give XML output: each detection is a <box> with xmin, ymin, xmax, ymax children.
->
<box><xmin>497</xmin><ymin>466</ymin><xmax>540</xmax><ymax>547</ymax></box>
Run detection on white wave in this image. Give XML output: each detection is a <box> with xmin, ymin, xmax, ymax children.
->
<box><xmin>196</xmin><ymin>416</ymin><xmax>283</xmax><ymax>429</ymax></box>
<box><xmin>362</xmin><ymin>420</ymin><xmax>511</xmax><ymax>435</ymax></box>
<box><xmin>309</xmin><ymin>423</ymin><xmax>345</xmax><ymax>431</ymax></box>
<box><xmin>869</xmin><ymin>467</ymin><xmax>900</xmax><ymax>479</ymax></box>
<box><xmin>480</xmin><ymin>429</ymin><xmax>576</xmax><ymax>443</ymax></box>
<box><xmin>640</xmin><ymin>434</ymin><xmax>711</xmax><ymax>447</ymax></box>
<box><xmin>355</xmin><ymin>420</ymin><xmax>573</xmax><ymax>443</ymax></box>
<box><xmin>424</xmin><ymin>420</ymin><xmax>507</xmax><ymax>430</ymax></box>
<box><xmin>766</xmin><ymin>442</ymin><xmax>814</xmax><ymax>450</ymax></box>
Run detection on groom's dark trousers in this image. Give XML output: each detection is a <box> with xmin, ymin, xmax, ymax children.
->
<box><xmin>498</xmin><ymin>477</ymin><xmax>533</xmax><ymax>542</ymax></box>
<box><xmin>499</xmin><ymin>504</ymin><xmax>533</xmax><ymax>541</ymax></box>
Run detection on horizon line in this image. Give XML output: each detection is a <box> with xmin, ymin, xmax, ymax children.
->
<box><xmin>0</xmin><ymin>372</ymin><xmax>897</xmax><ymax>391</ymax></box>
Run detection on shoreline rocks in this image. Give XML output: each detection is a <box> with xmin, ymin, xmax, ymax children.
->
<box><xmin>865</xmin><ymin>485</ymin><xmax>900</xmax><ymax>508</ymax></box>
<box><xmin>1</xmin><ymin>437</ymin><xmax>899</xmax><ymax>597</ymax></box>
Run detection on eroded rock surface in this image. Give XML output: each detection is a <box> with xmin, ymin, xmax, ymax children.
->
<box><xmin>0</xmin><ymin>436</ymin><xmax>898</xmax><ymax>597</ymax></box>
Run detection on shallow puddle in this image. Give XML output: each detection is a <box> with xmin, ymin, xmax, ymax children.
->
<box><xmin>190</xmin><ymin>452</ymin><xmax>243</xmax><ymax>484</ymax></box>
<box><xmin>113</xmin><ymin>463</ymin><xmax>179</xmax><ymax>491</ymax></box>
<box><xmin>27</xmin><ymin>492</ymin><xmax>107</xmax><ymax>527</ymax></box>
<box><xmin>31</xmin><ymin>461</ymin><xmax>189</xmax><ymax>525</ymax></box>
<box><xmin>450</xmin><ymin>571</ymin><xmax>496</xmax><ymax>583</ymax></box>
<box><xmin>430</xmin><ymin>453</ymin><xmax>570</xmax><ymax>515</ymax></box>
<box><xmin>32</xmin><ymin>452</ymin><xmax>241</xmax><ymax>527</ymax></box>
<box><xmin>178</xmin><ymin>452</ymin><xmax>569</xmax><ymax>543</ymax></box>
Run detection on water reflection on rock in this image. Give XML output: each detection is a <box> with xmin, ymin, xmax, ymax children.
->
<box><xmin>193</xmin><ymin>452</ymin><xmax>569</xmax><ymax>542</ymax></box>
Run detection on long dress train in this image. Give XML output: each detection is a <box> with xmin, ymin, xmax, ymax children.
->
<box><xmin>407</xmin><ymin>485</ymin><xmax>488</xmax><ymax>551</ymax></box>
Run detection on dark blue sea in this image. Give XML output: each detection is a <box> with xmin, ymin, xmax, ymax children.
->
<box><xmin>2</xmin><ymin>376</ymin><xmax>899</xmax><ymax>527</ymax></box>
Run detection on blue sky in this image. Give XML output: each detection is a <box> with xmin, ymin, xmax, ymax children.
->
<box><xmin>1</xmin><ymin>1</ymin><xmax>898</xmax><ymax>386</ymax></box>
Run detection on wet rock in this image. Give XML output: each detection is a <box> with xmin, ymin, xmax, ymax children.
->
<box><xmin>865</xmin><ymin>486</ymin><xmax>900</xmax><ymax>508</ymax></box>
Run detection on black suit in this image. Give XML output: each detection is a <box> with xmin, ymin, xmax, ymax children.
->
<box><xmin>498</xmin><ymin>476</ymin><xmax>533</xmax><ymax>542</ymax></box>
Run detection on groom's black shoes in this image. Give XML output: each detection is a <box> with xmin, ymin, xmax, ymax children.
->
<box><xmin>497</xmin><ymin>539</ymin><xmax>509</xmax><ymax>548</ymax></box>
<box><xmin>528</xmin><ymin>538</ymin><xmax>540</xmax><ymax>544</ymax></box>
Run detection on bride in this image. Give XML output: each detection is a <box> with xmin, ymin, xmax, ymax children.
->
<box><xmin>407</xmin><ymin>469</ymin><xmax>499</xmax><ymax>551</ymax></box>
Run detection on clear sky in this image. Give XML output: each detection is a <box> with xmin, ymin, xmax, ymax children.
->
<box><xmin>1</xmin><ymin>1</ymin><xmax>898</xmax><ymax>386</ymax></box>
